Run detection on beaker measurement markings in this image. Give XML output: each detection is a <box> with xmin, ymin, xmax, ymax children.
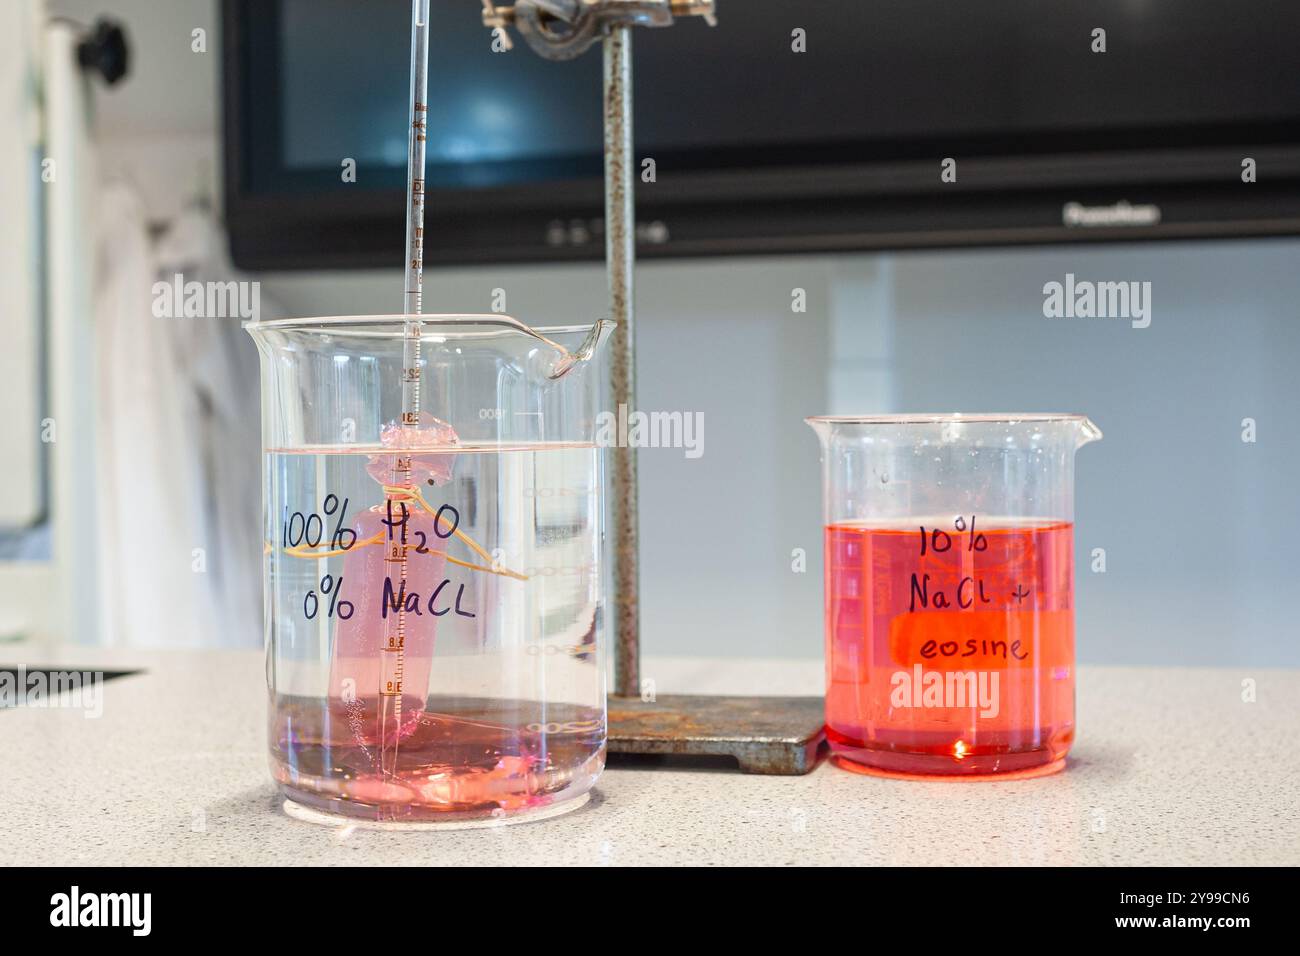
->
<box><xmin>526</xmin><ymin>644</ymin><xmax>596</xmax><ymax>658</ymax></box>
<box><xmin>523</xmin><ymin>486</ymin><xmax>595</xmax><ymax>497</ymax></box>
<box><xmin>516</xmin><ymin>563</ymin><xmax>595</xmax><ymax>577</ymax></box>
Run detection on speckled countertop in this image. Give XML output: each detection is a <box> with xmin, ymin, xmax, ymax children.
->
<box><xmin>1</xmin><ymin>643</ymin><xmax>1296</xmax><ymax>866</ymax></box>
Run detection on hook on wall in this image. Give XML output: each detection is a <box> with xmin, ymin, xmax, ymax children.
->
<box><xmin>76</xmin><ymin>18</ymin><xmax>129</xmax><ymax>86</ymax></box>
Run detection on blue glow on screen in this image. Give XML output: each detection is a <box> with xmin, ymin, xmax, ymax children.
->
<box><xmin>280</xmin><ymin>0</ymin><xmax>601</xmax><ymax>174</ymax></box>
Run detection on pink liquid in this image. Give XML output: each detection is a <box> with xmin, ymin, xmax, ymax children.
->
<box><xmin>272</xmin><ymin>694</ymin><xmax>604</xmax><ymax>821</ymax></box>
<box><xmin>824</xmin><ymin>519</ymin><xmax>1075</xmax><ymax>776</ymax></box>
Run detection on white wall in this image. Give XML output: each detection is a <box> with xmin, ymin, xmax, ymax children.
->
<box><xmin>881</xmin><ymin>241</ymin><xmax>1300</xmax><ymax>668</ymax></box>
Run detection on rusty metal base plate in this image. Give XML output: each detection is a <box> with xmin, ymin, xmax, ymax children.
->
<box><xmin>607</xmin><ymin>694</ymin><xmax>826</xmax><ymax>775</ymax></box>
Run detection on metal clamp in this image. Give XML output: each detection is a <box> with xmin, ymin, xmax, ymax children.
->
<box><xmin>483</xmin><ymin>0</ymin><xmax>715</xmax><ymax>60</ymax></box>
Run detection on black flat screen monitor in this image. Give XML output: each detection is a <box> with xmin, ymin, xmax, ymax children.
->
<box><xmin>222</xmin><ymin>0</ymin><xmax>1300</xmax><ymax>269</ymax></box>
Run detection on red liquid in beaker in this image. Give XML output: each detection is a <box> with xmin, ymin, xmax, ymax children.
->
<box><xmin>823</xmin><ymin>519</ymin><xmax>1075</xmax><ymax>776</ymax></box>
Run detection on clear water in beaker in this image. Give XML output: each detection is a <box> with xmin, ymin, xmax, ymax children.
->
<box><xmin>268</xmin><ymin>442</ymin><xmax>603</xmax><ymax>819</ymax></box>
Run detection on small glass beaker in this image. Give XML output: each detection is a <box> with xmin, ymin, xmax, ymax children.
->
<box><xmin>806</xmin><ymin>414</ymin><xmax>1101</xmax><ymax>777</ymax></box>
<box><xmin>246</xmin><ymin>314</ymin><xmax>613</xmax><ymax>824</ymax></box>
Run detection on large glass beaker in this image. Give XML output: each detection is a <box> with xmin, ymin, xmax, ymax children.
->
<box><xmin>247</xmin><ymin>314</ymin><xmax>613</xmax><ymax>824</ymax></box>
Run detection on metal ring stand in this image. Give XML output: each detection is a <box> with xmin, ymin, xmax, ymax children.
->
<box><xmin>482</xmin><ymin>0</ymin><xmax>826</xmax><ymax>775</ymax></box>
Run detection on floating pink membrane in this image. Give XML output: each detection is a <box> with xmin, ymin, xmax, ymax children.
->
<box><xmin>365</xmin><ymin>411</ymin><xmax>459</xmax><ymax>487</ymax></box>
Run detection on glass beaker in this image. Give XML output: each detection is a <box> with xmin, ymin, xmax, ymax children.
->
<box><xmin>246</xmin><ymin>314</ymin><xmax>613</xmax><ymax>824</ymax></box>
<box><xmin>806</xmin><ymin>414</ymin><xmax>1101</xmax><ymax>778</ymax></box>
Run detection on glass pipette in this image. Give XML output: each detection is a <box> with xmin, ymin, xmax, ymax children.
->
<box><xmin>379</xmin><ymin>0</ymin><xmax>432</xmax><ymax>781</ymax></box>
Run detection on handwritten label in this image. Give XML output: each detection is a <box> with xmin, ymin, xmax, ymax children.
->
<box><xmin>285</xmin><ymin>492</ymin><xmax>480</xmax><ymax>622</ymax></box>
<box><xmin>889</xmin><ymin>516</ymin><xmax>1061</xmax><ymax>670</ymax></box>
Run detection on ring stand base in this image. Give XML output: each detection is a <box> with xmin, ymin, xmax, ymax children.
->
<box><xmin>607</xmin><ymin>693</ymin><xmax>826</xmax><ymax>775</ymax></box>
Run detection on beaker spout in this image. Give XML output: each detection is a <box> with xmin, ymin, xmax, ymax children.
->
<box><xmin>804</xmin><ymin>416</ymin><xmax>833</xmax><ymax>451</ymax></box>
<box><xmin>1075</xmin><ymin>416</ymin><xmax>1103</xmax><ymax>448</ymax></box>
<box><xmin>548</xmin><ymin>318</ymin><xmax>616</xmax><ymax>379</ymax></box>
